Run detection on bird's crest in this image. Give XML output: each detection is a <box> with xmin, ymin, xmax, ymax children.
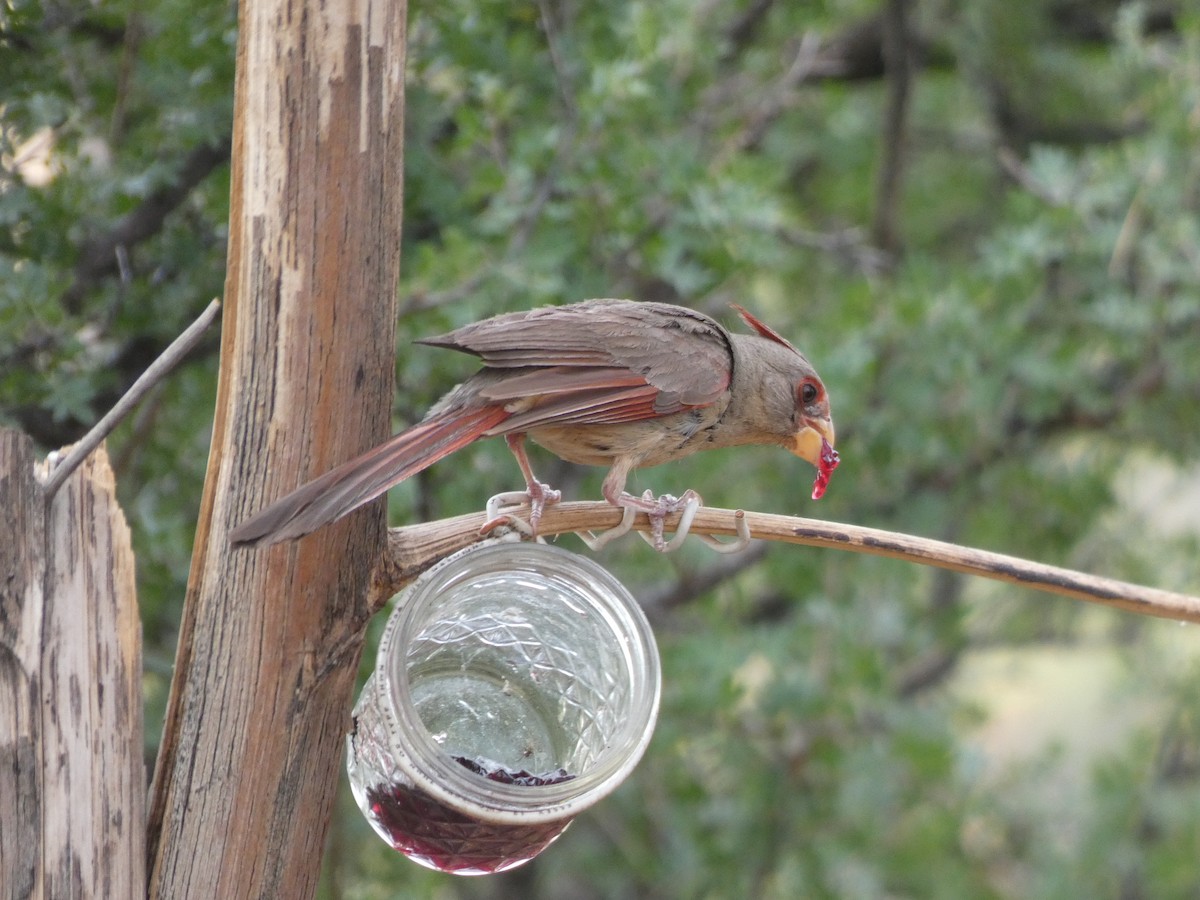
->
<box><xmin>731</xmin><ymin>304</ymin><xmax>799</xmax><ymax>355</ymax></box>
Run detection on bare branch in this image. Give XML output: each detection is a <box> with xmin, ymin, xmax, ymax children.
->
<box><xmin>780</xmin><ymin>224</ymin><xmax>892</xmax><ymax>276</ymax></box>
<box><xmin>870</xmin><ymin>0</ymin><xmax>914</xmax><ymax>259</ymax></box>
<box><xmin>719</xmin><ymin>0</ymin><xmax>776</xmax><ymax>67</ymax></box>
<box><xmin>374</xmin><ymin>502</ymin><xmax>1200</xmax><ymax>625</ymax></box>
<box><xmin>41</xmin><ymin>299</ymin><xmax>221</xmax><ymax>498</ymax></box>
<box><xmin>711</xmin><ymin>31</ymin><xmax>822</xmax><ymax>166</ymax></box>
<box><xmin>996</xmin><ymin>145</ymin><xmax>1070</xmax><ymax>206</ymax></box>
<box><xmin>63</xmin><ymin>137</ymin><xmax>231</xmax><ymax>311</ymax></box>
<box><xmin>639</xmin><ymin>540</ymin><xmax>770</xmax><ymax>619</ymax></box>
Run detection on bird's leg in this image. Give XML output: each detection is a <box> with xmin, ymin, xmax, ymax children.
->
<box><xmin>577</xmin><ymin>461</ymin><xmax>641</xmax><ymax>550</ymax></box>
<box><xmin>586</xmin><ymin>463</ymin><xmax>704</xmax><ymax>552</ymax></box>
<box><xmin>507</xmin><ymin>433</ymin><xmax>561</xmax><ymax>528</ymax></box>
<box><xmin>480</xmin><ymin>433</ymin><xmax>561</xmax><ymax>536</ymax></box>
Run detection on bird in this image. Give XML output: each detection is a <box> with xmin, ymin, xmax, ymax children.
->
<box><xmin>229</xmin><ymin>299</ymin><xmax>837</xmax><ymax>548</ymax></box>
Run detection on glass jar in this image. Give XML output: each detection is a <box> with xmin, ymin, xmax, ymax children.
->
<box><xmin>346</xmin><ymin>540</ymin><xmax>661</xmax><ymax>875</ymax></box>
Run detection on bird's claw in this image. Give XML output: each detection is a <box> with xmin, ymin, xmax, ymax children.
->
<box><xmin>579</xmin><ymin>490</ymin><xmax>692</xmax><ymax>552</ymax></box>
<box><xmin>694</xmin><ymin>508</ymin><xmax>753</xmax><ymax>554</ymax></box>
<box><xmin>480</xmin><ymin>481</ymin><xmax>561</xmax><ymax>539</ymax></box>
<box><xmin>483</xmin><ymin>481</ymin><xmax>754</xmax><ymax>554</ymax></box>
<box><xmin>479</xmin><ymin>510</ymin><xmax>539</xmax><ymax>540</ymax></box>
<box><xmin>632</xmin><ymin>490</ymin><xmax>700</xmax><ymax>552</ymax></box>
<box><xmin>577</xmin><ymin>490</ymin><xmax>753</xmax><ymax>554</ymax></box>
<box><xmin>576</xmin><ymin>505</ymin><xmax>638</xmax><ymax>551</ymax></box>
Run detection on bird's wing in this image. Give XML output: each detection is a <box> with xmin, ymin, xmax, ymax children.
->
<box><xmin>419</xmin><ymin>300</ymin><xmax>734</xmax><ymax>421</ymax></box>
<box><xmin>476</xmin><ymin>369</ymin><xmax>670</xmax><ymax>432</ymax></box>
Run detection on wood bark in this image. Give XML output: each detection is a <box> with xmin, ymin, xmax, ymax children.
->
<box><xmin>0</xmin><ymin>431</ymin><xmax>145</xmax><ymax>900</ymax></box>
<box><xmin>145</xmin><ymin>0</ymin><xmax>407</xmax><ymax>896</ymax></box>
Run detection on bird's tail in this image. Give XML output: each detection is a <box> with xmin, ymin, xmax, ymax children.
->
<box><xmin>229</xmin><ymin>405</ymin><xmax>510</xmax><ymax>546</ymax></box>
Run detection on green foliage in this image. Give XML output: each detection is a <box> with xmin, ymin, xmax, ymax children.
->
<box><xmin>5</xmin><ymin>0</ymin><xmax>1200</xmax><ymax>897</ymax></box>
<box><xmin>1</xmin><ymin>0</ymin><xmax>232</xmax><ymax>432</ymax></box>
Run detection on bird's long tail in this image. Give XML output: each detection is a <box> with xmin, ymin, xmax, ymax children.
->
<box><xmin>229</xmin><ymin>405</ymin><xmax>510</xmax><ymax>546</ymax></box>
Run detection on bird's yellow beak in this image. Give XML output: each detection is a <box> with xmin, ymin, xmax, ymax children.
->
<box><xmin>789</xmin><ymin>417</ymin><xmax>836</xmax><ymax>469</ymax></box>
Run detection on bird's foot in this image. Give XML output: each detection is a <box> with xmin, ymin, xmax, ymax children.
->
<box><xmin>578</xmin><ymin>491</ymin><xmax>754</xmax><ymax>553</ymax></box>
<box><xmin>694</xmin><ymin>508</ymin><xmax>753</xmax><ymax>554</ymax></box>
<box><xmin>580</xmin><ymin>489</ymin><xmax>701</xmax><ymax>553</ymax></box>
<box><xmin>480</xmin><ymin>480</ymin><xmax>562</xmax><ymax>538</ymax></box>
<box><xmin>576</xmin><ymin>505</ymin><xmax>638</xmax><ymax>551</ymax></box>
<box><xmin>633</xmin><ymin>490</ymin><xmax>702</xmax><ymax>552</ymax></box>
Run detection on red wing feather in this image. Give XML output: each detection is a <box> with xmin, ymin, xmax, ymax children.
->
<box><xmin>478</xmin><ymin>366</ymin><xmax>649</xmax><ymax>400</ymax></box>
<box><xmin>488</xmin><ymin>384</ymin><xmax>667</xmax><ymax>434</ymax></box>
<box><xmin>466</xmin><ymin>349</ymin><xmax>614</xmax><ymax>368</ymax></box>
<box><xmin>229</xmin><ymin>405</ymin><xmax>509</xmax><ymax>545</ymax></box>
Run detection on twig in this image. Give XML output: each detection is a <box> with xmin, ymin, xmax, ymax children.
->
<box><xmin>63</xmin><ymin>137</ymin><xmax>231</xmax><ymax>311</ymax></box>
<box><xmin>871</xmin><ymin>0</ymin><xmax>913</xmax><ymax>258</ymax></box>
<box><xmin>780</xmin><ymin>224</ymin><xmax>892</xmax><ymax>276</ymax></box>
<box><xmin>42</xmin><ymin>299</ymin><xmax>222</xmax><ymax>498</ymax></box>
<box><xmin>536</xmin><ymin>0</ymin><xmax>578</xmax><ymax>123</ymax></box>
<box><xmin>996</xmin><ymin>145</ymin><xmax>1069</xmax><ymax>206</ymax></box>
<box><xmin>1109</xmin><ymin>157</ymin><xmax>1165</xmax><ymax>278</ymax></box>
<box><xmin>374</xmin><ymin>501</ymin><xmax>1200</xmax><ymax>625</ymax></box>
<box><xmin>398</xmin><ymin>122</ymin><xmax>576</xmax><ymax>316</ymax></box>
<box><xmin>720</xmin><ymin>0</ymin><xmax>776</xmax><ymax>66</ymax></box>
<box><xmin>711</xmin><ymin>31</ymin><xmax>821</xmax><ymax>167</ymax></box>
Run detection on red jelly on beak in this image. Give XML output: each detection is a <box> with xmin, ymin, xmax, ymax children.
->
<box><xmin>811</xmin><ymin>437</ymin><xmax>839</xmax><ymax>500</ymax></box>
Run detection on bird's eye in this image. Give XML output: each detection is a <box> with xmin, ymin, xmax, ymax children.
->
<box><xmin>799</xmin><ymin>381</ymin><xmax>820</xmax><ymax>405</ymax></box>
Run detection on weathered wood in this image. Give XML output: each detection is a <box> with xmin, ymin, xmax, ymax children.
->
<box><xmin>145</xmin><ymin>0</ymin><xmax>407</xmax><ymax>896</ymax></box>
<box><xmin>0</xmin><ymin>430</ymin><xmax>145</xmax><ymax>900</ymax></box>
<box><xmin>41</xmin><ymin>444</ymin><xmax>145</xmax><ymax>898</ymax></box>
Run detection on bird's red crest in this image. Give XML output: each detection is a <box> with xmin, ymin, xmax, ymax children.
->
<box><xmin>731</xmin><ymin>304</ymin><xmax>799</xmax><ymax>355</ymax></box>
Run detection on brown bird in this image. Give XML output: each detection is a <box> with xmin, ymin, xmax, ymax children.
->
<box><xmin>229</xmin><ymin>299</ymin><xmax>837</xmax><ymax>547</ymax></box>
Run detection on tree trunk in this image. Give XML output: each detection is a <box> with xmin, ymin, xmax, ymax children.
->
<box><xmin>0</xmin><ymin>432</ymin><xmax>145</xmax><ymax>900</ymax></box>
<box><xmin>145</xmin><ymin>0</ymin><xmax>407</xmax><ymax>895</ymax></box>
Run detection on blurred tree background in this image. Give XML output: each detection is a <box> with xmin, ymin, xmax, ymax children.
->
<box><xmin>3</xmin><ymin>0</ymin><xmax>1200</xmax><ymax>896</ymax></box>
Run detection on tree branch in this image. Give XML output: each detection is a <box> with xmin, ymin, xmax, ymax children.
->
<box><xmin>870</xmin><ymin>0</ymin><xmax>914</xmax><ymax>258</ymax></box>
<box><xmin>373</xmin><ymin>502</ymin><xmax>1200</xmax><ymax>625</ymax></box>
<box><xmin>711</xmin><ymin>31</ymin><xmax>822</xmax><ymax>165</ymax></box>
<box><xmin>63</xmin><ymin>136</ymin><xmax>232</xmax><ymax>311</ymax></box>
<box><xmin>639</xmin><ymin>540</ymin><xmax>770</xmax><ymax>620</ymax></box>
<box><xmin>720</xmin><ymin>0</ymin><xmax>776</xmax><ymax>66</ymax></box>
<box><xmin>41</xmin><ymin>299</ymin><xmax>221</xmax><ymax>498</ymax></box>
<box><xmin>145</xmin><ymin>0</ymin><xmax>406</xmax><ymax>891</ymax></box>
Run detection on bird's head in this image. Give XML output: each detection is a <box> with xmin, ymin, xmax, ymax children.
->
<box><xmin>732</xmin><ymin>305</ymin><xmax>837</xmax><ymax>491</ymax></box>
<box><xmin>787</xmin><ymin>375</ymin><xmax>836</xmax><ymax>469</ymax></box>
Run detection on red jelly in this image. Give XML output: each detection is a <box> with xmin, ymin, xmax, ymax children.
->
<box><xmin>452</xmin><ymin>755</ymin><xmax>576</xmax><ymax>787</ymax></box>
<box><xmin>366</xmin><ymin>776</ymin><xmax>573</xmax><ymax>875</ymax></box>
<box><xmin>811</xmin><ymin>437</ymin><xmax>840</xmax><ymax>500</ymax></box>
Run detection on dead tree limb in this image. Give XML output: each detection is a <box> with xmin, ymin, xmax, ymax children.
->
<box><xmin>372</xmin><ymin>502</ymin><xmax>1200</xmax><ymax>625</ymax></box>
<box><xmin>145</xmin><ymin>0</ymin><xmax>408</xmax><ymax>895</ymax></box>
